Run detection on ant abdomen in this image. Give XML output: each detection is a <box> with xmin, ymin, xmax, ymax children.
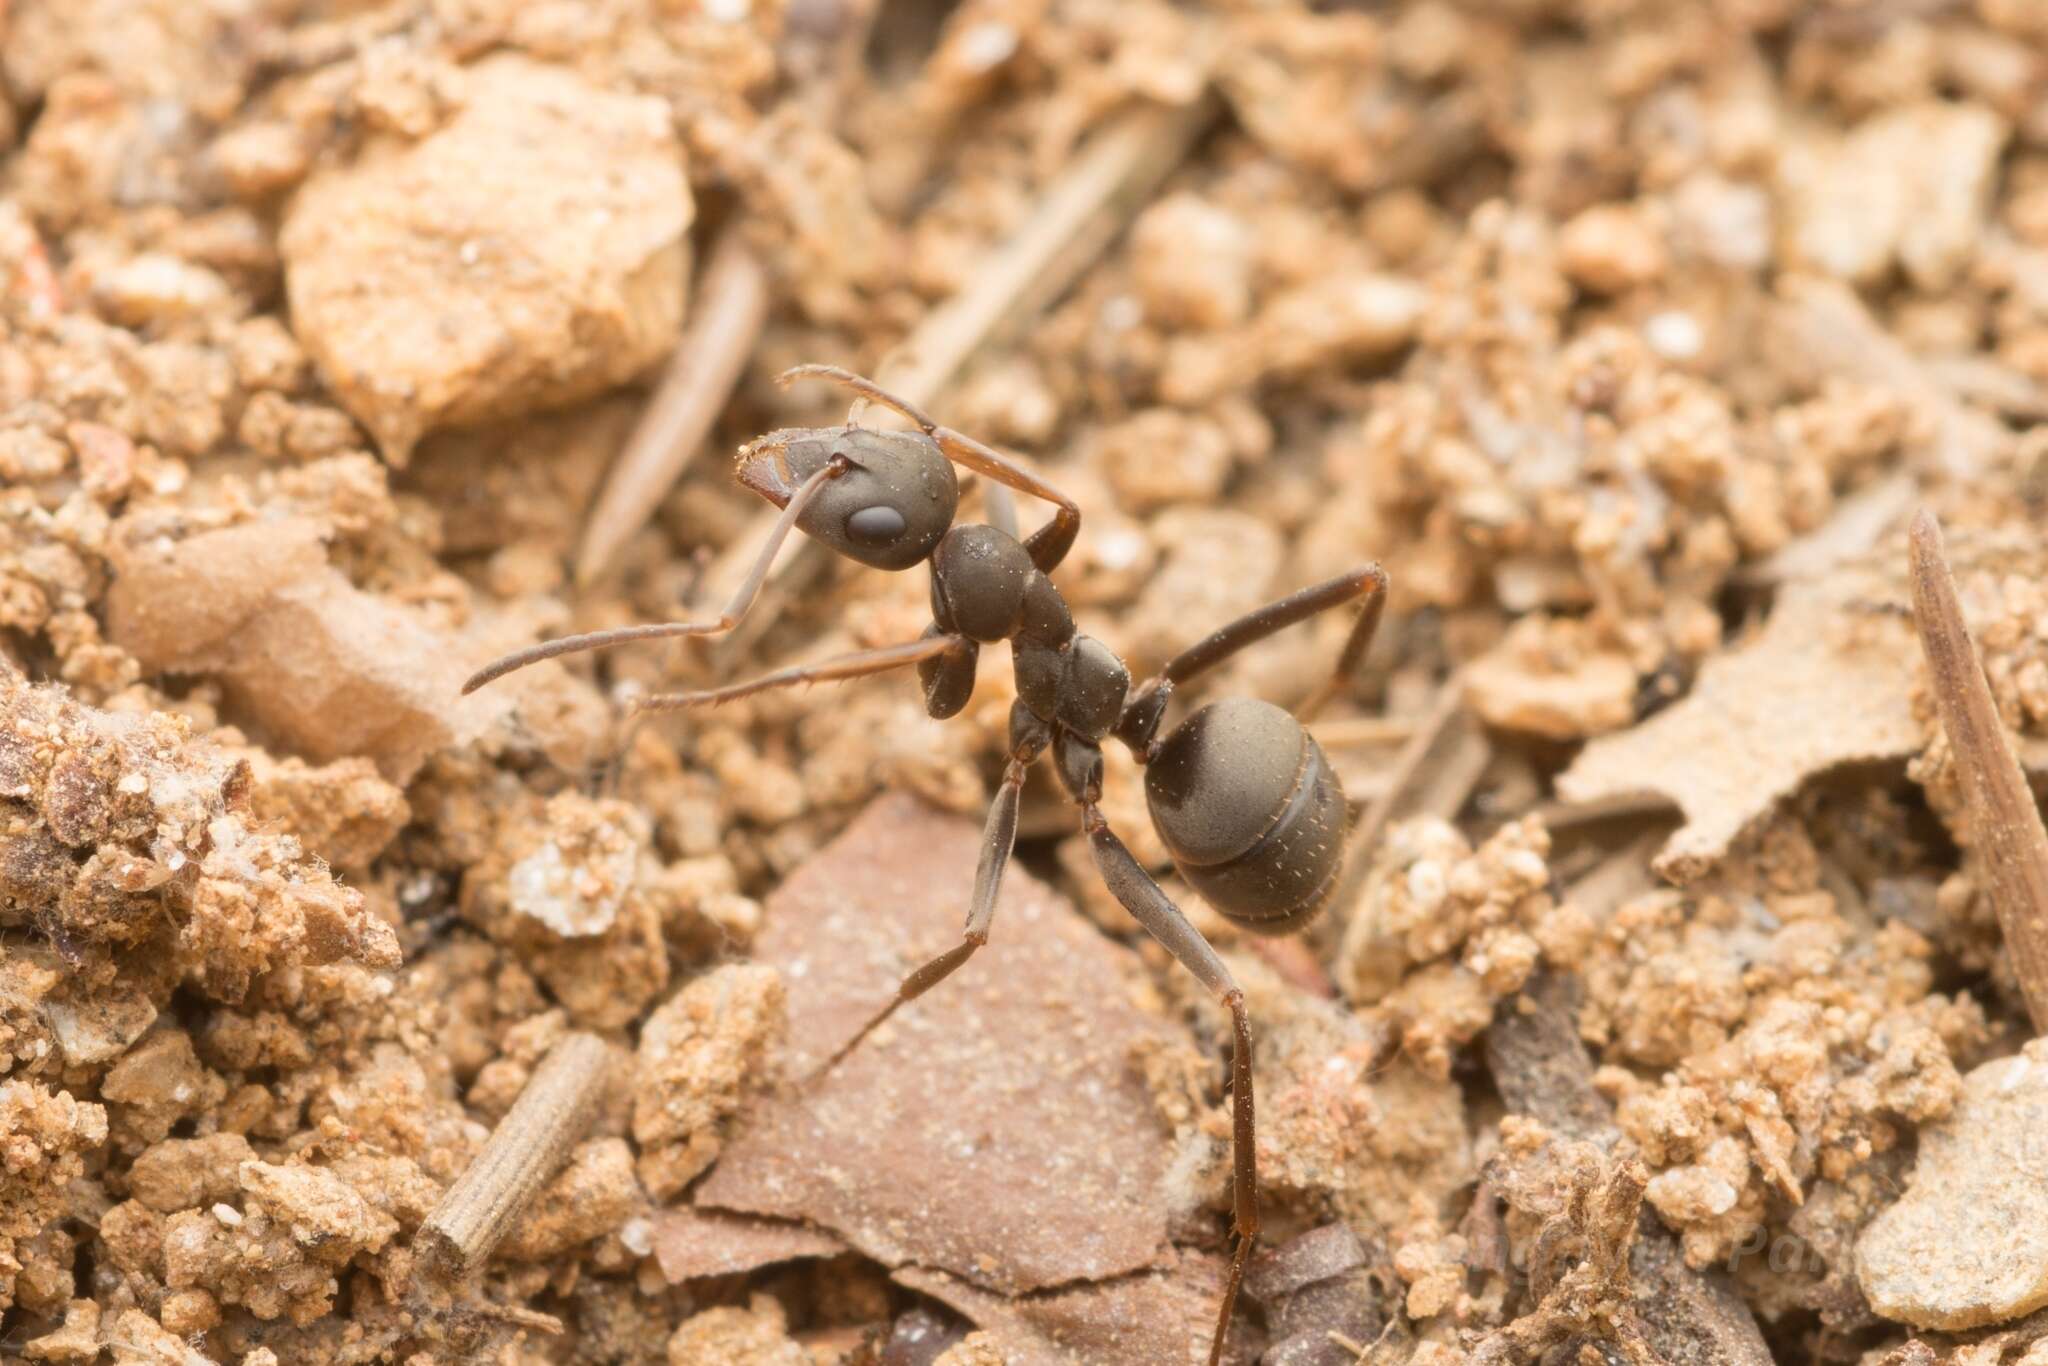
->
<box><xmin>1143</xmin><ymin>697</ymin><xmax>1348</xmax><ymax>935</ymax></box>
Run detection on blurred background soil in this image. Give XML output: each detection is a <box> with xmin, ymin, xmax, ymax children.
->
<box><xmin>5</xmin><ymin>0</ymin><xmax>2048</xmax><ymax>1362</ymax></box>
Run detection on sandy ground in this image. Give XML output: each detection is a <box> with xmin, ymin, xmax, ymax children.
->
<box><xmin>6</xmin><ymin>1</ymin><xmax>2048</xmax><ymax>1362</ymax></box>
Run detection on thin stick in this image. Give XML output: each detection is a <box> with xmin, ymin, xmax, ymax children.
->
<box><xmin>416</xmin><ymin>1032</ymin><xmax>611</xmax><ymax>1279</ymax></box>
<box><xmin>1309</xmin><ymin>716</ymin><xmax>1419</xmax><ymax>748</ymax></box>
<box><xmin>573</xmin><ymin>0</ymin><xmax>881</xmax><ymax>590</ymax></box>
<box><xmin>1353</xmin><ymin>672</ymin><xmax>1486</xmax><ymax>857</ymax></box>
<box><xmin>874</xmin><ymin>91</ymin><xmax>1219</xmax><ymax>413</ymax></box>
<box><xmin>1312</xmin><ymin>673</ymin><xmax>1485</xmax><ymax>959</ymax></box>
<box><xmin>575</xmin><ymin>231</ymin><xmax>772</xmax><ymax>588</ymax></box>
<box><xmin>1908</xmin><ymin>509</ymin><xmax>2048</xmax><ymax>1033</ymax></box>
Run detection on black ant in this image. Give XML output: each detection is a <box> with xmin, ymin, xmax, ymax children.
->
<box><xmin>462</xmin><ymin>366</ymin><xmax>1388</xmax><ymax>1365</ymax></box>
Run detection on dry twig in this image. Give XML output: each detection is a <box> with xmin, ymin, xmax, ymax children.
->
<box><xmin>576</xmin><ymin>230</ymin><xmax>771</xmax><ymax>587</ymax></box>
<box><xmin>872</xmin><ymin>91</ymin><xmax>1219</xmax><ymax>410</ymax></box>
<box><xmin>573</xmin><ymin>0</ymin><xmax>881</xmax><ymax>590</ymax></box>
<box><xmin>1352</xmin><ymin>671</ymin><xmax>1488</xmax><ymax>859</ymax></box>
<box><xmin>417</xmin><ymin>1031</ymin><xmax>612</xmax><ymax>1279</ymax></box>
<box><xmin>1908</xmin><ymin>508</ymin><xmax>2048</xmax><ymax>1033</ymax></box>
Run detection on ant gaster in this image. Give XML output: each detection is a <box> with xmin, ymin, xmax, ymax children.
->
<box><xmin>462</xmin><ymin>366</ymin><xmax>1388</xmax><ymax>1366</ymax></box>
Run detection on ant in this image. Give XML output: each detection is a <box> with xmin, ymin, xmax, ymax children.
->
<box><xmin>462</xmin><ymin>366</ymin><xmax>1388</xmax><ymax>1366</ymax></box>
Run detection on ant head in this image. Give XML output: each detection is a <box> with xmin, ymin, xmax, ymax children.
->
<box><xmin>739</xmin><ymin>427</ymin><xmax>959</xmax><ymax>570</ymax></box>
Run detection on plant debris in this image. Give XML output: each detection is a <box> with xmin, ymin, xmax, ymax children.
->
<box><xmin>1556</xmin><ymin>555</ymin><xmax>1925</xmax><ymax>880</ymax></box>
<box><xmin>1908</xmin><ymin>509</ymin><xmax>2048</xmax><ymax>1032</ymax></box>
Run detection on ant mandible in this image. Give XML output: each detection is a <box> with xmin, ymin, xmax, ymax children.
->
<box><xmin>462</xmin><ymin>366</ymin><xmax>1388</xmax><ymax>1366</ymax></box>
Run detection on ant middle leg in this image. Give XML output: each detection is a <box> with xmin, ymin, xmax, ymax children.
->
<box><xmin>462</xmin><ymin>455</ymin><xmax>853</xmax><ymax>694</ymax></box>
<box><xmin>1085</xmin><ymin>804</ymin><xmax>1257</xmax><ymax>1366</ymax></box>
<box><xmin>822</xmin><ymin>705</ymin><xmax>1051</xmax><ymax>1072</ymax></box>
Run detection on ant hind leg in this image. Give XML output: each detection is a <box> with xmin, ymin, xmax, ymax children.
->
<box><xmin>1084</xmin><ymin>805</ymin><xmax>1257</xmax><ymax>1366</ymax></box>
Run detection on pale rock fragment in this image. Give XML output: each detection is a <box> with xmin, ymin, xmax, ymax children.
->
<box><xmin>1895</xmin><ymin>103</ymin><xmax>2009</xmax><ymax>290</ymax></box>
<box><xmin>92</xmin><ymin>253</ymin><xmax>232</xmax><ymax>327</ymax></box>
<box><xmin>43</xmin><ymin>986</ymin><xmax>156</xmax><ymax>1067</ymax></box>
<box><xmin>1465</xmin><ymin>618</ymin><xmax>1638</xmax><ymax>741</ymax></box>
<box><xmin>105</xmin><ymin>515</ymin><xmax>497</xmax><ymax>782</ymax></box>
<box><xmin>1643</xmin><ymin>1149</ymin><xmax>1745</xmax><ymax>1226</ymax></box>
<box><xmin>1130</xmin><ymin>192</ymin><xmax>1254</xmax><ymax>329</ymax></box>
<box><xmin>209</xmin><ymin>120</ymin><xmax>312</xmax><ymax>199</ymax></box>
<box><xmin>101</xmin><ymin>1029</ymin><xmax>224</xmax><ymax>1145</ymax></box>
<box><xmin>103</xmin><ymin>1308</ymin><xmax>209</xmax><ymax>1366</ymax></box>
<box><xmin>281</xmin><ymin>55</ymin><xmax>692</xmax><ymax>462</ymax></box>
<box><xmin>238</xmin><ymin>1159</ymin><xmax>399</xmax><ymax>1257</ymax></box>
<box><xmin>508</xmin><ymin>797</ymin><xmax>640</xmax><ymax>938</ymax></box>
<box><xmin>129</xmin><ymin>1134</ymin><xmax>256</xmax><ymax>1213</ymax></box>
<box><xmin>632</xmin><ymin>963</ymin><xmax>785</xmax><ymax>1198</ymax></box>
<box><xmin>1255</xmin><ymin>273</ymin><xmax>1424</xmax><ymax>375</ymax></box>
<box><xmin>1559</xmin><ymin>203</ymin><xmax>1668</xmax><ymax>294</ymax></box>
<box><xmin>1781</xmin><ymin>101</ymin><xmax>2008</xmax><ymax>290</ymax></box>
<box><xmin>666</xmin><ymin>1295</ymin><xmax>807</xmax><ymax>1366</ymax></box>
<box><xmin>22</xmin><ymin>1297</ymin><xmax>99</xmax><ymax>1361</ymax></box>
<box><xmin>1858</xmin><ymin>1040</ymin><xmax>2048</xmax><ymax>1329</ymax></box>
<box><xmin>462</xmin><ymin>793</ymin><xmax>703</xmax><ymax>1029</ymax></box>
<box><xmin>1669</xmin><ymin>172</ymin><xmax>1773</xmax><ymax>272</ymax></box>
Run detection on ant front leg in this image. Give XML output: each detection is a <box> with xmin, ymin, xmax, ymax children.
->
<box><xmin>821</xmin><ymin>705</ymin><xmax>1051</xmax><ymax>1072</ymax></box>
<box><xmin>1085</xmin><ymin>806</ymin><xmax>1257</xmax><ymax>1366</ymax></box>
<box><xmin>462</xmin><ymin>455</ymin><xmax>853</xmax><ymax>694</ymax></box>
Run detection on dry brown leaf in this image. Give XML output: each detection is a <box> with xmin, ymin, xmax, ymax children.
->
<box><xmin>694</xmin><ymin>794</ymin><xmax>1186</xmax><ymax>1295</ymax></box>
<box><xmin>1557</xmin><ymin>560</ymin><xmax>1920</xmax><ymax>881</ymax></box>
<box><xmin>651</xmin><ymin>1207</ymin><xmax>846</xmax><ymax>1284</ymax></box>
<box><xmin>895</xmin><ymin>1253</ymin><xmax>1236</xmax><ymax>1366</ymax></box>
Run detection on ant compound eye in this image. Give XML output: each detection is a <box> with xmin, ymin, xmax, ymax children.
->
<box><xmin>846</xmin><ymin>504</ymin><xmax>907</xmax><ymax>546</ymax></box>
